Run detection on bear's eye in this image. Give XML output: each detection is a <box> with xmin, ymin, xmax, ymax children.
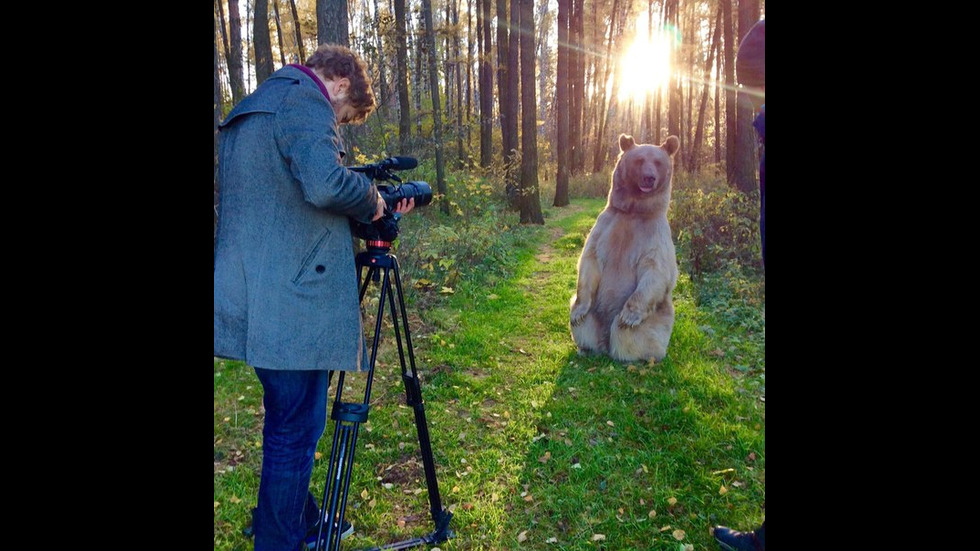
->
<box><xmin>654</xmin><ymin>160</ymin><xmax>662</xmax><ymax>168</ymax></box>
<box><xmin>634</xmin><ymin>158</ymin><xmax>644</xmax><ymax>166</ymax></box>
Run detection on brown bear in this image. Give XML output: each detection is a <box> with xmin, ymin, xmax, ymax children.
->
<box><xmin>569</xmin><ymin>134</ymin><xmax>680</xmax><ymax>362</ymax></box>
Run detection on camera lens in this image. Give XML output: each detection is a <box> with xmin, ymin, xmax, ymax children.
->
<box><xmin>381</xmin><ymin>181</ymin><xmax>433</xmax><ymax>209</ymax></box>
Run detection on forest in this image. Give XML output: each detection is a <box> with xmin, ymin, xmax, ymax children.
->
<box><xmin>215</xmin><ymin>1</ymin><xmax>765</xmax><ymax>549</ymax></box>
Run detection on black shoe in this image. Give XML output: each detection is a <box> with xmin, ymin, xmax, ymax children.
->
<box><xmin>304</xmin><ymin>519</ymin><xmax>354</xmax><ymax>549</ymax></box>
<box><xmin>713</xmin><ymin>526</ymin><xmax>762</xmax><ymax>551</ymax></box>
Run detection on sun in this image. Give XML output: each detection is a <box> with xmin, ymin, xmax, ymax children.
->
<box><xmin>618</xmin><ymin>34</ymin><xmax>671</xmax><ymax>102</ymax></box>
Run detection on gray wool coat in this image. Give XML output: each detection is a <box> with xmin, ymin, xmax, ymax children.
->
<box><xmin>214</xmin><ymin>65</ymin><xmax>380</xmax><ymax>372</ymax></box>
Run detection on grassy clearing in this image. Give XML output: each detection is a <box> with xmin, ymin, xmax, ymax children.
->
<box><xmin>215</xmin><ymin>196</ymin><xmax>765</xmax><ymax>550</ymax></box>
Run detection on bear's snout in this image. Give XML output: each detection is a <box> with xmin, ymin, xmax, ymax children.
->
<box><xmin>639</xmin><ymin>174</ymin><xmax>657</xmax><ymax>192</ymax></box>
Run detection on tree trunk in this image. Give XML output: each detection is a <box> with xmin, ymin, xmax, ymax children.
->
<box><xmin>373</xmin><ymin>0</ymin><xmax>388</xmax><ymax>107</ymax></box>
<box><xmin>479</xmin><ymin>0</ymin><xmax>493</xmax><ymax>167</ymax></box>
<box><xmin>394</xmin><ymin>0</ymin><xmax>411</xmax><ymax>151</ymax></box>
<box><xmin>568</xmin><ymin>0</ymin><xmax>583</xmax><ymax>174</ymax></box>
<box><xmin>254</xmin><ymin>0</ymin><xmax>274</xmax><ymax>84</ymax></box>
<box><xmin>689</xmin><ymin>7</ymin><xmax>721</xmax><ymax>173</ymax></box>
<box><xmin>466</xmin><ymin>0</ymin><xmax>474</xmax><ymax>153</ymax></box>
<box><xmin>519</xmin><ymin>0</ymin><xmax>543</xmax><ymax>224</ymax></box>
<box><xmin>223</xmin><ymin>0</ymin><xmax>245</xmax><ymax>104</ymax></box>
<box><xmin>733</xmin><ymin>0</ymin><xmax>759</xmax><ymax>192</ymax></box>
<box><xmin>421</xmin><ymin>0</ymin><xmax>449</xmax><ymax>214</ymax></box>
<box><xmin>414</xmin><ymin>10</ymin><xmax>424</xmax><ymax>137</ymax></box>
<box><xmin>317</xmin><ymin>0</ymin><xmax>349</xmax><ymax>46</ymax></box>
<box><xmin>496</xmin><ymin>0</ymin><xmax>512</xmax><ymax>162</ymax></box>
<box><xmin>666</xmin><ymin>0</ymin><xmax>679</xmax><ymax>141</ymax></box>
<box><xmin>536</xmin><ymin>0</ymin><xmax>550</xmax><ymax>123</ymax></box>
<box><xmin>553</xmin><ymin>0</ymin><xmax>570</xmax><ymax>207</ymax></box>
<box><xmin>505</xmin><ymin>0</ymin><xmax>520</xmax><ymax>204</ymax></box>
<box><xmin>454</xmin><ymin>0</ymin><xmax>464</xmax><ymax>166</ymax></box>
<box><xmin>715</xmin><ymin>25</ymin><xmax>722</xmax><ymax>165</ymax></box>
<box><xmin>289</xmin><ymin>0</ymin><xmax>306</xmax><ymax>61</ymax></box>
<box><xmin>273</xmin><ymin>0</ymin><xmax>287</xmax><ymax>67</ymax></box>
<box><xmin>722</xmin><ymin>0</ymin><xmax>736</xmax><ymax>185</ymax></box>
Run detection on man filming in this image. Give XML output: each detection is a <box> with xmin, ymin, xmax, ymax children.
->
<box><xmin>214</xmin><ymin>44</ymin><xmax>413</xmax><ymax>551</ymax></box>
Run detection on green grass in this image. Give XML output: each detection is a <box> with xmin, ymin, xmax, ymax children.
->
<box><xmin>214</xmin><ymin>196</ymin><xmax>765</xmax><ymax>550</ymax></box>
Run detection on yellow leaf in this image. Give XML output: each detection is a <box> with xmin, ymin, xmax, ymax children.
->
<box><xmin>315</xmin><ymin>452</ymin><xmax>323</xmax><ymax>460</ymax></box>
<box><xmin>591</xmin><ymin>534</ymin><xmax>606</xmax><ymax>541</ymax></box>
<box><xmin>452</xmin><ymin>485</ymin><xmax>460</xmax><ymax>493</ymax></box>
<box><xmin>668</xmin><ymin>497</ymin><xmax>678</xmax><ymax>506</ymax></box>
<box><xmin>719</xmin><ymin>485</ymin><xmax>728</xmax><ymax>495</ymax></box>
<box><xmin>660</xmin><ymin>525</ymin><xmax>672</xmax><ymax>532</ymax></box>
<box><xmin>214</xmin><ymin>501</ymin><xmax>220</xmax><ymax>509</ymax></box>
<box><xmin>369</xmin><ymin>498</ymin><xmax>377</xmax><ymax>508</ymax></box>
<box><xmin>606</xmin><ymin>420</ymin><xmax>615</xmax><ymax>427</ymax></box>
<box><xmin>229</xmin><ymin>495</ymin><xmax>242</xmax><ymax>504</ymax></box>
<box><xmin>440</xmin><ymin>287</ymin><xmax>455</xmax><ymax>294</ymax></box>
<box><xmin>518</xmin><ymin>530</ymin><xmax>528</xmax><ymax>542</ymax></box>
<box><xmin>648</xmin><ymin>510</ymin><xmax>657</xmax><ymax>519</ymax></box>
<box><xmin>538</xmin><ymin>451</ymin><xmax>551</xmax><ymax>463</ymax></box>
<box><xmin>488</xmin><ymin>294</ymin><xmax>499</xmax><ymax>300</ymax></box>
<box><xmin>524</xmin><ymin>494</ymin><xmax>534</xmax><ymax>502</ymax></box>
<box><xmin>672</xmin><ymin>529</ymin><xmax>686</xmax><ymax>541</ymax></box>
<box><xmin>361</xmin><ymin>489</ymin><xmax>369</xmax><ymax>500</ymax></box>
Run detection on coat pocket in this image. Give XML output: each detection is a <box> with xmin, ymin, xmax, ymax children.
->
<box><xmin>291</xmin><ymin>228</ymin><xmax>333</xmax><ymax>285</ymax></box>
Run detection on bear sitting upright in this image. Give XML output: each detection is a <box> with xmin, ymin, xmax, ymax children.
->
<box><xmin>569</xmin><ymin>134</ymin><xmax>680</xmax><ymax>362</ymax></box>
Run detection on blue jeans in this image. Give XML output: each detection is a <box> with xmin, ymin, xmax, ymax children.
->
<box><xmin>252</xmin><ymin>368</ymin><xmax>331</xmax><ymax>551</ymax></box>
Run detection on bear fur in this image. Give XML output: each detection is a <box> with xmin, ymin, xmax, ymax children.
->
<box><xmin>569</xmin><ymin>134</ymin><xmax>680</xmax><ymax>362</ymax></box>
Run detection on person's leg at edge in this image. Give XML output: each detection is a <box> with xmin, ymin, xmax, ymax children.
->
<box><xmin>252</xmin><ymin>368</ymin><xmax>330</xmax><ymax>551</ymax></box>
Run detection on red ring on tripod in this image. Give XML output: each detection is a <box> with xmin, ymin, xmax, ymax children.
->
<box><xmin>367</xmin><ymin>240</ymin><xmax>392</xmax><ymax>249</ymax></box>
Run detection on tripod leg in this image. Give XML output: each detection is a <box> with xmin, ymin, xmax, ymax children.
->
<box><xmin>386</xmin><ymin>258</ymin><xmax>453</xmax><ymax>540</ymax></box>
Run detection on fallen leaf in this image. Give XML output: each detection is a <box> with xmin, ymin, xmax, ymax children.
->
<box><xmin>229</xmin><ymin>496</ymin><xmax>242</xmax><ymax>504</ymax></box>
<box><xmin>397</xmin><ymin>519</ymin><xmax>406</xmax><ymax>528</ymax></box>
<box><xmin>606</xmin><ymin>420</ymin><xmax>615</xmax><ymax>427</ymax></box>
<box><xmin>452</xmin><ymin>486</ymin><xmax>460</xmax><ymax>493</ymax></box>
<box><xmin>361</xmin><ymin>489</ymin><xmax>369</xmax><ymax>500</ymax></box>
<box><xmin>592</xmin><ymin>534</ymin><xmax>606</xmax><ymax>541</ymax></box>
<box><xmin>488</xmin><ymin>294</ymin><xmax>499</xmax><ymax>300</ymax></box>
<box><xmin>747</xmin><ymin>452</ymin><xmax>757</xmax><ymax>462</ymax></box>
<box><xmin>524</xmin><ymin>494</ymin><xmax>534</xmax><ymax>502</ymax></box>
<box><xmin>462</xmin><ymin>503</ymin><xmax>474</xmax><ymax>510</ymax></box>
<box><xmin>648</xmin><ymin>510</ymin><xmax>657</xmax><ymax>519</ymax></box>
<box><xmin>672</xmin><ymin>529</ymin><xmax>686</xmax><ymax>541</ymax></box>
<box><xmin>440</xmin><ymin>287</ymin><xmax>455</xmax><ymax>294</ymax></box>
<box><xmin>719</xmin><ymin>485</ymin><xmax>728</xmax><ymax>495</ymax></box>
<box><xmin>660</xmin><ymin>525</ymin><xmax>672</xmax><ymax>532</ymax></box>
<box><xmin>668</xmin><ymin>497</ymin><xmax>678</xmax><ymax>506</ymax></box>
<box><xmin>681</xmin><ymin>544</ymin><xmax>694</xmax><ymax>551</ymax></box>
<box><xmin>315</xmin><ymin>452</ymin><xmax>323</xmax><ymax>460</ymax></box>
<box><xmin>214</xmin><ymin>501</ymin><xmax>220</xmax><ymax>509</ymax></box>
<box><xmin>369</xmin><ymin>498</ymin><xmax>377</xmax><ymax>508</ymax></box>
<box><xmin>564</xmin><ymin>438</ymin><xmax>573</xmax><ymax>446</ymax></box>
<box><xmin>383</xmin><ymin>483</ymin><xmax>394</xmax><ymax>490</ymax></box>
<box><xmin>539</xmin><ymin>451</ymin><xmax>551</xmax><ymax>463</ymax></box>
<box><xmin>518</xmin><ymin>530</ymin><xmax>528</xmax><ymax>542</ymax></box>
<box><xmin>546</xmin><ymin>537</ymin><xmax>558</xmax><ymax>543</ymax></box>
<box><xmin>571</xmin><ymin>463</ymin><xmax>582</xmax><ymax>469</ymax></box>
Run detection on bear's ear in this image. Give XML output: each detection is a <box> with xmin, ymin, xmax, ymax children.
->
<box><xmin>661</xmin><ymin>135</ymin><xmax>680</xmax><ymax>157</ymax></box>
<box><xmin>619</xmin><ymin>134</ymin><xmax>636</xmax><ymax>152</ymax></box>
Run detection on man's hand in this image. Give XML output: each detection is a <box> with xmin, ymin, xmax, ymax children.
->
<box><xmin>391</xmin><ymin>197</ymin><xmax>415</xmax><ymax>215</ymax></box>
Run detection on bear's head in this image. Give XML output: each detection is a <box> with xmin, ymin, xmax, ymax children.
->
<box><xmin>608</xmin><ymin>134</ymin><xmax>679</xmax><ymax>215</ymax></box>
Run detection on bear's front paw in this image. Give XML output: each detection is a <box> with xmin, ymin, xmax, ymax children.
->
<box><xmin>570</xmin><ymin>302</ymin><xmax>590</xmax><ymax>326</ymax></box>
<box><xmin>617</xmin><ymin>304</ymin><xmax>647</xmax><ymax>328</ymax></box>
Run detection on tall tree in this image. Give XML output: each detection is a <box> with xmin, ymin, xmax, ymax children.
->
<box><xmin>318</xmin><ymin>0</ymin><xmax>349</xmax><ymax>46</ymax></box>
<box><xmin>722</xmin><ymin>0</ymin><xmax>736</xmax><ymax>184</ymax></box>
<box><xmin>289</xmin><ymin>0</ymin><xmax>306</xmax><ymax>61</ymax></box>
<box><xmin>504</xmin><ymin>0</ymin><xmax>520</xmax><ymax>203</ymax></box>
<box><xmin>592</xmin><ymin>0</ymin><xmax>621</xmax><ymax>173</ymax></box>
<box><xmin>453</xmin><ymin>0</ymin><xmax>465</xmax><ymax>165</ymax></box>
<box><xmin>466</xmin><ymin>0</ymin><xmax>474</xmax><ymax>152</ymax></box>
<box><xmin>496</xmin><ymin>0</ymin><xmax>513</xmax><ymax>161</ymax></box>
<box><xmin>421</xmin><ymin>0</ymin><xmax>449</xmax><ymax>214</ymax></box>
<box><xmin>553</xmin><ymin>0</ymin><xmax>570</xmax><ymax>207</ymax></box>
<box><xmin>536</xmin><ymin>0</ymin><xmax>551</xmax><ymax>123</ymax></box>
<box><xmin>394</xmin><ymin>0</ymin><xmax>412</xmax><ymax>151</ymax></box>
<box><xmin>220</xmin><ymin>0</ymin><xmax>245</xmax><ymax>104</ymax></box>
<box><xmin>254</xmin><ymin>0</ymin><xmax>274</xmax><ymax>84</ymax></box>
<box><xmin>689</xmin><ymin>7</ymin><xmax>721</xmax><ymax>172</ymax></box>
<box><xmin>733</xmin><ymin>0</ymin><xmax>759</xmax><ymax>192</ymax></box>
<box><xmin>568</xmin><ymin>0</ymin><xmax>584</xmax><ymax>174</ymax></box>
<box><xmin>273</xmin><ymin>0</ymin><xmax>287</xmax><ymax>66</ymax></box>
<box><xmin>478</xmin><ymin>0</ymin><xmax>493</xmax><ymax>167</ymax></box>
<box><xmin>519</xmin><ymin>0</ymin><xmax>543</xmax><ymax>223</ymax></box>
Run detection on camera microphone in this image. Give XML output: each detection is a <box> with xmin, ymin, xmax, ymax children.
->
<box><xmin>379</xmin><ymin>156</ymin><xmax>418</xmax><ymax>171</ymax></box>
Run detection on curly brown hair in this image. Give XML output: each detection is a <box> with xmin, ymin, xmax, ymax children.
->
<box><xmin>305</xmin><ymin>44</ymin><xmax>376</xmax><ymax>124</ymax></box>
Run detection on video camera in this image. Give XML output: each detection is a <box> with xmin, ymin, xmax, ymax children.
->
<box><xmin>350</xmin><ymin>156</ymin><xmax>433</xmax><ymax>244</ymax></box>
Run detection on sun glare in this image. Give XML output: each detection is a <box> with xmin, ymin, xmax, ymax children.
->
<box><xmin>618</xmin><ymin>34</ymin><xmax>671</xmax><ymax>102</ymax></box>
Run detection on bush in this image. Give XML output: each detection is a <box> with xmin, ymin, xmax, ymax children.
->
<box><xmin>671</xmin><ymin>173</ymin><xmax>762</xmax><ymax>277</ymax></box>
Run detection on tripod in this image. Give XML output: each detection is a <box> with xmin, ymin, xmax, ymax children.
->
<box><xmin>313</xmin><ymin>239</ymin><xmax>453</xmax><ymax>551</ymax></box>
